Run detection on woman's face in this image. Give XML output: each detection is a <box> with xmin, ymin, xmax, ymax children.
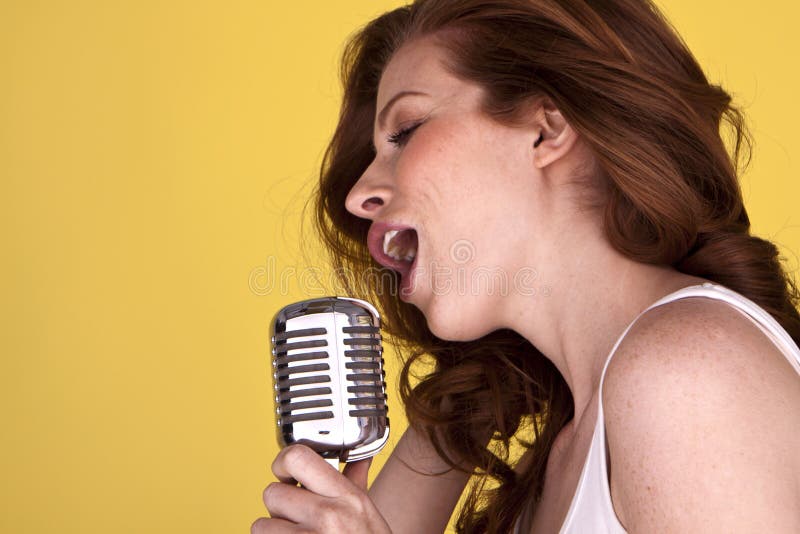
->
<box><xmin>345</xmin><ymin>36</ymin><xmax>565</xmax><ymax>341</ymax></box>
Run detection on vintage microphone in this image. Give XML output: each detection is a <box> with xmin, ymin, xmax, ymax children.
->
<box><xmin>269</xmin><ymin>296</ymin><xmax>390</xmax><ymax>469</ymax></box>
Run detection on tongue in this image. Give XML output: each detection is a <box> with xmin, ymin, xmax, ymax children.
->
<box><xmin>389</xmin><ymin>228</ymin><xmax>418</xmax><ymax>258</ymax></box>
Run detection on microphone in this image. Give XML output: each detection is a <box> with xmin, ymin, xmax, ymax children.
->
<box><xmin>269</xmin><ymin>296</ymin><xmax>390</xmax><ymax>469</ymax></box>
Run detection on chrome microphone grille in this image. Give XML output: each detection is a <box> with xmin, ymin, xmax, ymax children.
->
<box><xmin>270</xmin><ymin>297</ymin><xmax>389</xmax><ymax>462</ymax></box>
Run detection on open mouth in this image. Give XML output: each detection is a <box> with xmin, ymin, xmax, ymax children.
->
<box><xmin>367</xmin><ymin>223</ymin><xmax>420</xmax><ymax>278</ymax></box>
<box><xmin>383</xmin><ymin>228</ymin><xmax>418</xmax><ymax>263</ymax></box>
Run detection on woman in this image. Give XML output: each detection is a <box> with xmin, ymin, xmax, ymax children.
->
<box><xmin>253</xmin><ymin>0</ymin><xmax>800</xmax><ymax>532</ymax></box>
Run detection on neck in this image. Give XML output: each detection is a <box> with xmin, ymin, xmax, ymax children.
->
<box><xmin>504</xmin><ymin>227</ymin><xmax>705</xmax><ymax>425</ymax></box>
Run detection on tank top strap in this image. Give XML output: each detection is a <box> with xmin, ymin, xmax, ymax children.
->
<box><xmin>598</xmin><ymin>281</ymin><xmax>800</xmax><ymax>391</ymax></box>
<box><xmin>598</xmin><ymin>282</ymin><xmax>707</xmax><ymax>392</ymax></box>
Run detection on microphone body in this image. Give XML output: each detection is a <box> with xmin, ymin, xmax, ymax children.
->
<box><xmin>270</xmin><ymin>297</ymin><xmax>390</xmax><ymax>464</ymax></box>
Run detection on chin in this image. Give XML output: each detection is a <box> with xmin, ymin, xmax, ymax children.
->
<box><xmin>422</xmin><ymin>298</ymin><xmax>498</xmax><ymax>342</ymax></box>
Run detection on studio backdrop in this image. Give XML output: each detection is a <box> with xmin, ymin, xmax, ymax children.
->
<box><xmin>1</xmin><ymin>1</ymin><xmax>797</xmax><ymax>532</ymax></box>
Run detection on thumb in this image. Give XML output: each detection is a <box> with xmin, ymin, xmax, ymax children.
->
<box><xmin>342</xmin><ymin>456</ymin><xmax>373</xmax><ymax>492</ymax></box>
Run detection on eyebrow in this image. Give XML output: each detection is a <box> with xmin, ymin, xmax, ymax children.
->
<box><xmin>377</xmin><ymin>90</ymin><xmax>430</xmax><ymax>131</ymax></box>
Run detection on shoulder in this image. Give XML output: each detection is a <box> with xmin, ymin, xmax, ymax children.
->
<box><xmin>602</xmin><ymin>296</ymin><xmax>800</xmax><ymax>532</ymax></box>
<box><xmin>604</xmin><ymin>295</ymin><xmax>799</xmax><ymax>398</ymax></box>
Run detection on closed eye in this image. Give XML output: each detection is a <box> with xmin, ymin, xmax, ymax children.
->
<box><xmin>387</xmin><ymin>121</ymin><xmax>423</xmax><ymax>148</ymax></box>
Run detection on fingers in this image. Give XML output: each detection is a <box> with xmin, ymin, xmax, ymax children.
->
<box><xmin>342</xmin><ymin>457</ymin><xmax>373</xmax><ymax>492</ymax></box>
<box><xmin>271</xmin><ymin>444</ymin><xmax>348</xmax><ymax>497</ymax></box>
<box><xmin>261</xmin><ymin>481</ymin><xmax>314</xmax><ymax>524</ymax></box>
<box><xmin>258</xmin><ymin>448</ymin><xmax>389</xmax><ymax>534</ymax></box>
<box><xmin>259</xmin><ymin>479</ymin><xmax>375</xmax><ymax>533</ymax></box>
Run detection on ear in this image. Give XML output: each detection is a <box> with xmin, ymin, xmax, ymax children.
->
<box><xmin>531</xmin><ymin>100</ymin><xmax>579</xmax><ymax>169</ymax></box>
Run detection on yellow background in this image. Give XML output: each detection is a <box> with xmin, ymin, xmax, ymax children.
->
<box><xmin>1</xmin><ymin>1</ymin><xmax>797</xmax><ymax>532</ymax></box>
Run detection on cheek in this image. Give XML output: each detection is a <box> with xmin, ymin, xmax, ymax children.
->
<box><xmin>407</xmin><ymin>125</ymin><xmax>484</xmax><ymax>197</ymax></box>
<box><xmin>394</xmin><ymin>125</ymin><xmax>458</xmax><ymax>197</ymax></box>
<box><xmin>394</xmin><ymin>120</ymin><xmax>518</xmax><ymax>255</ymax></box>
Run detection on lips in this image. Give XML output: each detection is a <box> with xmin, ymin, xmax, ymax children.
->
<box><xmin>367</xmin><ymin>221</ymin><xmax>418</xmax><ymax>277</ymax></box>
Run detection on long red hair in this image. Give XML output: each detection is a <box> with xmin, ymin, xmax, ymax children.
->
<box><xmin>311</xmin><ymin>1</ymin><xmax>800</xmax><ymax>531</ymax></box>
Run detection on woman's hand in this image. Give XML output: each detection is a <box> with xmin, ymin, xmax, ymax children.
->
<box><xmin>251</xmin><ymin>444</ymin><xmax>392</xmax><ymax>533</ymax></box>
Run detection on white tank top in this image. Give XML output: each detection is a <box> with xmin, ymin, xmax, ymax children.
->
<box><xmin>513</xmin><ymin>281</ymin><xmax>800</xmax><ymax>533</ymax></box>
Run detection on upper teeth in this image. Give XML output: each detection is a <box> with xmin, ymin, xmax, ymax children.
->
<box><xmin>383</xmin><ymin>229</ymin><xmax>417</xmax><ymax>262</ymax></box>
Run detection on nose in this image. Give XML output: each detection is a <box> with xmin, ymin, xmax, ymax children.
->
<box><xmin>344</xmin><ymin>171</ymin><xmax>392</xmax><ymax>220</ymax></box>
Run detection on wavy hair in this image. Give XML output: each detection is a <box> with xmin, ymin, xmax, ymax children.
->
<box><xmin>310</xmin><ymin>0</ymin><xmax>800</xmax><ymax>531</ymax></box>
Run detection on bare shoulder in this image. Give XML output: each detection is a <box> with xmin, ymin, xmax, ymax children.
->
<box><xmin>602</xmin><ymin>296</ymin><xmax>800</xmax><ymax>532</ymax></box>
<box><xmin>605</xmin><ymin>296</ymin><xmax>800</xmax><ymax>400</ymax></box>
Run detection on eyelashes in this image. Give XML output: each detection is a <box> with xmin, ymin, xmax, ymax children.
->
<box><xmin>387</xmin><ymin>121</ymin><xmax>423</xmax><ymax>147</ymax></box>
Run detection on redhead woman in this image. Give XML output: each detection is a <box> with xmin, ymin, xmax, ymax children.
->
<box><xmin>252</xmin><ymin>1</ymin><xmax>800</xmax><ymax>532</ymax></box>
